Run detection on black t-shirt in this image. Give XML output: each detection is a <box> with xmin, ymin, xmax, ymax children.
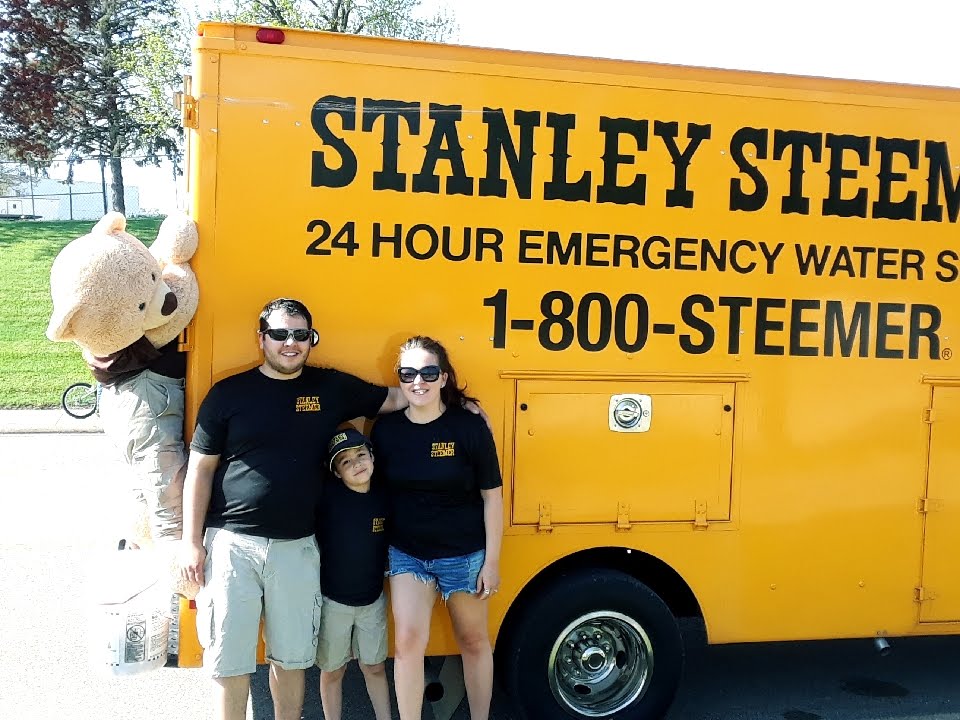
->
<box><xmin>191</xmin><ymin>366</ymin><xmax>388</xmax><ymax>539</ymax></box>
<box><xmin>371</xmin><ymin>405</ymin><xmax>502</xmax><ymax>560</ymax></box>
<box><xmin>317</xmin><ymin>477</ymin><xmax>388</xmax><ymax>606</ymax></box>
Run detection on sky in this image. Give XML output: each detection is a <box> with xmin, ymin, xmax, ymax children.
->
<box><xmin>450</xmin><ymin>0</ymin><xmax>958</xmax><ymax>88</ymax></box>
<box><xmin>57</xmin><ymin>0</ymin><xmax>960</xmax><ymax>213</ymax></box>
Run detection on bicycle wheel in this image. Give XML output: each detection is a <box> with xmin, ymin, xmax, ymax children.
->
<box><xmin>62</xmin><ymin>382</ymin><xmax>98</xmax><ymax>419</ymax></box>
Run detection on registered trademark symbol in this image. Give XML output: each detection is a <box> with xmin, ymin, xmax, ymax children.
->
<box><xmin>943</xmin><ymin>348</ymin><xmax>953</xmax><ymax>360</ymax></box>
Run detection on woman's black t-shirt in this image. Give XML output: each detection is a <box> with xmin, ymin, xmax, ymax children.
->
<box><xmin>191</xmin><ymin>366</ymin><xmax>387</xmax><ymax>539</ymax></box>
<box><xmin>371</xmin><ymin>405</ymin><xmax>501</xmax><ymax>560</ymax></box>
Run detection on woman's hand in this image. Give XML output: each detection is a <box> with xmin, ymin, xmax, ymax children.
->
<box><xmin>476</xmin><ymin>560</ymin><xmax>500</xmax><ymax>599</ymax></box>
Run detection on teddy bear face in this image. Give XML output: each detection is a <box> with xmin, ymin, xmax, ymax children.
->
<box><xmin>47</xmin><ymin>213</ymin><xmax>183</xmax><ymax>358</ymax></box>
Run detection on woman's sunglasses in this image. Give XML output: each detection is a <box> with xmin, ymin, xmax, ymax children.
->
<box><xmin>261</xmin><ymin>328</ymin><xmax>318</xmax><ymax>345</ymax></box>
<box><xmin>397</xmin><ymin>365</ymin><xmax>442</xmax><ymax>383</ymax></box>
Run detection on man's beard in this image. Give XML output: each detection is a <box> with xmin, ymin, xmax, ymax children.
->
<box><xmin>263</xmin><ymin>349</ymin><xmax>308</xmax><ymax>375</ymax></box>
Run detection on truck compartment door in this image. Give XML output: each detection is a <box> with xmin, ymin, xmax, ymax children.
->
<box><xmin>512</xmin><ymin>380</ymin><xmax>735</xmax><ymax>526</ymax></box>
<box><xmin>919</xmin><ymin>385</ymin><xmax>960</xmax><ymax>622</ymax></box>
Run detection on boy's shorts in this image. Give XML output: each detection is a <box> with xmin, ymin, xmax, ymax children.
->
<box><xmin>316</xmin><ymin>592</ymin><xmax>388</xmax><ymax>671</ymax></box>
<box><xmin>195</xmin><ymin>527</ymin><xmax>322</xmax><ymax>678</ymax></box>
<box><xmin>386</xmin><ymin>545</ymin><xmax>485</xmax><ymax>601</ymax></box>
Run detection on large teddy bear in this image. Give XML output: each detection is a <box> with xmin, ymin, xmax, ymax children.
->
<box><xmin>47</xmin><ymin>211</ymin><xmax>200</xmax><ymax>598</ymax></box>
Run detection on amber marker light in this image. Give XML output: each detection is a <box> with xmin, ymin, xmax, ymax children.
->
<box><xmin>256</xmin><ymin>27</ymin><xmax>285</xmax><ymax>44</ymax></box>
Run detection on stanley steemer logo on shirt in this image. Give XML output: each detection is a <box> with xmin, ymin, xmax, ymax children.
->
<box><xmin>296</xmin><ymin>396</ymin><xmax>321</xmax><ymax>412</ymax></box>
<box><xmin>431</xmin><ymin>442</ymin><xmax>455</xmax><ymax>458</ymax></box>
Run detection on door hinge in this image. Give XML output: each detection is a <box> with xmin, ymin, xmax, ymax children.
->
<box><xmin>175</xmin><ymin>75</ymin><xmax>198</xmax><ymax>129</ymax></box>
<box><xmin>616</xmin><ymin>502</ymin><xmax>631</xmax><ymax>531</ymax></box>
<box><xmin>537</xmin><ymin>502</ymin><xmax>553</xmax><ymax>533</ymax></box>
<box><xmin>694</xmin><ymin>500</ymin><xmax>708</xmax><ymax>529</ymax></box>
<box><xmin>922</xmin><ymin>407</ymin><xmax>936</xmax><ymax>424</ymax></box>
<box><xmin>914</xmin><ymin>586</ymin><xmax>936</xmax><ymax>602</ymax></box>
<box><xmin>917</xmin><ymin>497</ymin><xmax>943</xmax><ymax>513</ymax></box>
<box><xmin>177</xmin><ymin>325</ymin><xmax>194</xmax><ymax>353</ymax></box>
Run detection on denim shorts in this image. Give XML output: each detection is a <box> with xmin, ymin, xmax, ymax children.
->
<box><xmin>387</xmin><ymin>546</ymin><xmax>485</xmax><ymax>601</ymax></box>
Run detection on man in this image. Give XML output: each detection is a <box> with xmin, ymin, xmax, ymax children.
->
<box><xmin>177</xmin><ymin>297</ymin><xmax>407</xmax><ymax>720</ymax></box>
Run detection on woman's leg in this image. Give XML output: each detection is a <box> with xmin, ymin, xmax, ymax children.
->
<box><xmin>390</xmin><ymin>573</ymin><xmax>437</xmax><ymax>720</ymax></box>
<box><xmin>446</xmin><ymin>592</ymin><xmax>493</xmax><ymax>720</ymax></box>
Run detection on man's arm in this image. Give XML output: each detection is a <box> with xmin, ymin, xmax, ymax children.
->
<box><xmin>378</xmin><ymin>386</ymin><xmax>409</xmax><ymax>414</ymax></box>
<box><xmin>178</xmin><ymin>450</ymin><xmax>220</xmax><ymax>587</ymax></box>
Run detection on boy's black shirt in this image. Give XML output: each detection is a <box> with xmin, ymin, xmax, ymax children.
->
<box><xmin>371</xmin><ymin>405</ymin><xmax>502</xmax><ymax>560</ymax></box>
<box><xmin>317</xmin><ymin>476</ymin><xmax>388</xmax><ymax>606</ymax></box>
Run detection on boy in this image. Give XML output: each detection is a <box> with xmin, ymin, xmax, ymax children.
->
<box><xmin>317</xmin><ymin>428</ymin><xmax>391</xmax><ymax>720</ymax></box>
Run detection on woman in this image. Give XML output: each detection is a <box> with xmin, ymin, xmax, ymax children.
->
<box><xmin>371</xmin><ymin>335</ymin><xmax>503</xmax><ymax>720</ymax></box>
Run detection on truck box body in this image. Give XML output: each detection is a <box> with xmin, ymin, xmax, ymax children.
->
<box><xmin>178</xmin><ymin>22</ymin><xmax>960</xmax><ymax>719</ymax></box>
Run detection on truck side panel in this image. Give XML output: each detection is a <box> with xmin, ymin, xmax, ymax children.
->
<box><xmin>182</xmin><ymin>24</ymin><xmax>960</xmax><ymax>666</ymax></box>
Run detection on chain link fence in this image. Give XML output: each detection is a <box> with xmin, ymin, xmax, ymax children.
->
<box><xmin>0</xmin><ymin>155</ymin><xmax>183</xmax><ymax>221</ymax></box>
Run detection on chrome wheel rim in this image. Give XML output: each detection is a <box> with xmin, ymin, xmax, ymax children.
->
<box><xmin>547</xmin><ymin>610</ymin><xmax>653</xmax><ymax>717</ymax></box>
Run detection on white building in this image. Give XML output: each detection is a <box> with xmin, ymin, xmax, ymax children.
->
<box><xmin>1</xmin><ymin>176</ymin><xmax>140</xmax><ymax>221</ymax></box>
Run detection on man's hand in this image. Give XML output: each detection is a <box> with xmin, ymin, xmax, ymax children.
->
<box><xmin>178</xmin><ymin>540</ymin><xmax>207</xmax><ymax>588</ymax></box>
<box><xmin>463</xmin><ymin>399</ymin><xmax>493</xmax><ymax>434</ymax></box>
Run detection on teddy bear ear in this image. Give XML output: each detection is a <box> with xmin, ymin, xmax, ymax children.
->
<box><xmin>93</xmin><ymin>212</ymin><xmax>126</xmax><ymax>236</ymax></box>
<box><xmin>46</xmin><ymin>304</ymin><xmax>79</xmax><ymax>343</ymax></box>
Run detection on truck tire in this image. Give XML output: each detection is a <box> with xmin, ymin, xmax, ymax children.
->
<box><xmin>501</xmin><ymin>569</ymin><xmax>683</xmax><ymax>720</ymax></box>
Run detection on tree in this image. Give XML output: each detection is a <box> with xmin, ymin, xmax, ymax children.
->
<box><xmin>0</xmin><ymin>0</ymin><xmax>187</xmax><ymax>214</ymax></box>
<box><xmin>204</xmin><ymin>0</ymin><xmax>456</xmax><ymax>41</ymax></box>
<box><xmin>0</xmin><ymin>152</ymin><xmax>25</xmax><ymax>196</ymax></box>
<box><xmin>0</xmin><ymin>0</ymin><xmax>87</xmax><ymax>165</ymax></box>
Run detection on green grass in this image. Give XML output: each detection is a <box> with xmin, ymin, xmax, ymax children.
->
<box><xmin>0</xmin><ymin>217</ymin><xmax>163</xmax><ymax>407</ymax></box>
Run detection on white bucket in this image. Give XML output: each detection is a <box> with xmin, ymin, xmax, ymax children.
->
<box><xmin>87</xmin><ymin>550</ymin><xmax>171</xmax><ymax>677</ymax></box>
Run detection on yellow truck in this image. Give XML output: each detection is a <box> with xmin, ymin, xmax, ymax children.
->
<box><xmin>175</xmin><ymin>22</ymin><xmax>960</xmax><ymax>720</ymax></box>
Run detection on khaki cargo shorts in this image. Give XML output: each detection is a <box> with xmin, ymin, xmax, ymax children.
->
<box><xmin>195</xmin><ymin>527</ymin><xmax>322</xmax><ymax>677</ymax></box>
<box><xmin>98</xmin><ymin>370</ymin><xmax>187</xmax><ymax>541</ymax></box>
<box><xmin>316</xmin><ymin>591</ymin><xmax>388</xmax><ymax>671</ymax></box>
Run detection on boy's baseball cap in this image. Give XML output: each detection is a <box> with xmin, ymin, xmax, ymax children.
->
<box><xmin>327</xmin><ymin>428</ymin><xmax>373</xmax><ymax>471</ymax></box>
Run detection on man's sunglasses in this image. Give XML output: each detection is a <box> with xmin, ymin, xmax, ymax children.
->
<box><xmin>261</xmin><ymin>328</ymin><xmax>318</xmax><ymax>345</ymax></box>
<box><xmin>397</xmin><ymin>365</ymin><xmax>442</xmax><ymax>383</ymax></box>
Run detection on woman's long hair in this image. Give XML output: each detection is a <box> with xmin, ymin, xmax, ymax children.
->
<box><xmin>398</xmin><ymin>335</ymin><xmax>477</xmax><ymax>408</ymax></box>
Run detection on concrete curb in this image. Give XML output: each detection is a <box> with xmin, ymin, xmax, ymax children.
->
<box><xmin>0</xmin><ymin>409</ymin><xmax>102</xmax><ymax>434</ymax></box>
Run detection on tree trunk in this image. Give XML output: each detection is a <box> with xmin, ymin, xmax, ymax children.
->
<box><xmin>109</xmin><ymin>153</ymin><xmax>125</xmax><ymax>214</ymax></box>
